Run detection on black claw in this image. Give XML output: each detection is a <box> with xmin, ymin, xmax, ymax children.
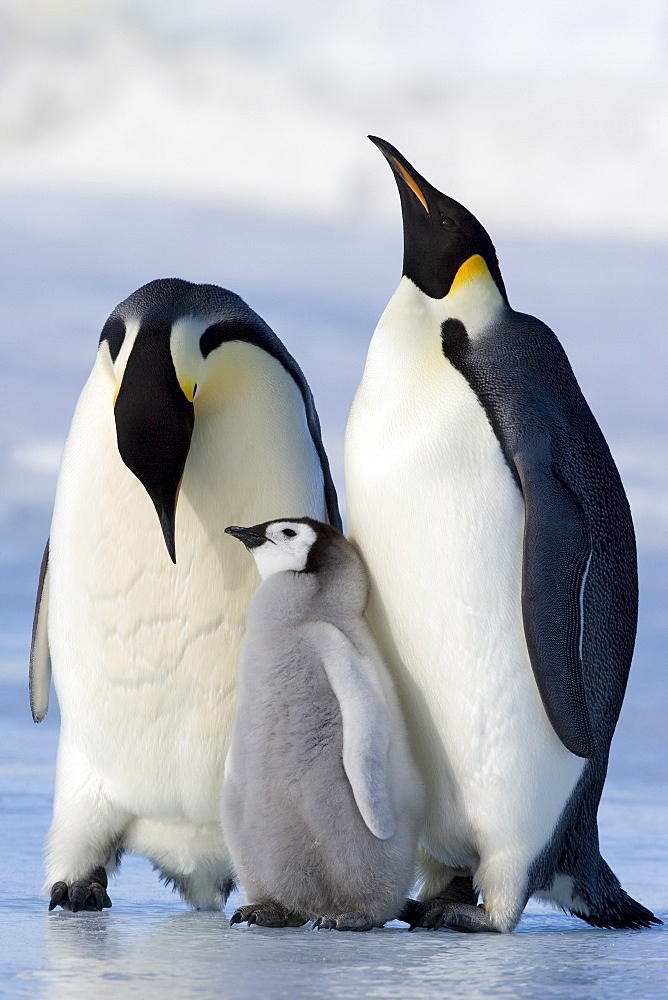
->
<box><xmin>312</xmin><ymin>917</ymin><xmax>322</xmax><ymax>929</ymax></box>
<box><xmin>48</xmin><ymin>871</ymin><xmax>112</xmax><ymax>912</ymax></box>
<box><xmin>90</xmin><ymin>884</ymin><xmax>106</xmax><ymax>910</ymax></box>
<box><xmin>89</xmin><ymin>867</ymin><xmax>109</xmax><ymax>889</ymax></box>
<box><xmin>230</xmin><ymin>911</ymin><xmax>242</xmax><ymax>926</ymax></box>
<box><xmin>86</xmin><ymin>881</ymin><xmax>111</xmax><ymax>910</ymax></box>
<box><xmin>69</xmin><ymin>882</ymin><xmax>86</xmax><ymax>912</ymax></box>
<box><xmin>408</xmin><ymin>905</ymin><xmax>428</xmax><ymax>931</ymax></box>
<box><xmin>248</xmin><ymin>913</ymin><xmax>257</xmax><ymax>925</ymax></box>
<box><xmin>49</xmin><ymin>882</ymin><xmax>68</xmax><ymax>911</ymax></box>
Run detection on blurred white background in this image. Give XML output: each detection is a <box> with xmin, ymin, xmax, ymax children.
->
<box><xmin>1</xmin><ymin>0</ymin><xmax>667</xmax><ymax>234</ymax></box>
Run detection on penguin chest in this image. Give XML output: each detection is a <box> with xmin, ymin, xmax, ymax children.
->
<box><xmin>346</xmin><ymin>304</ymin><xmax>583</xmax><ymax>863</ymax></box>
<box><xmin>48</xmin><ymin>358</ymin><xmax>325</xmax><ymax>819</ymax></box>
<box><xmin>347</xmin><ymin>339</ymin><xmax>528</xmax><ymax>696</ymax></box>
<box><xmin>49</xmin><ymin>432</ymin><xmax>257</xmax><ymax>818</ymax></box>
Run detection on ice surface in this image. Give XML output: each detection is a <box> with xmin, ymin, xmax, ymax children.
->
<box><xmin>0</xmin><ymin>194</ymin><xmax>666</xmax><ymax>997</ymax></box>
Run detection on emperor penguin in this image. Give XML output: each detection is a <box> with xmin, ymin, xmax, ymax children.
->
<box><xmin>222</xmin><ymin>518</ymin><xmax>425</xmax><ymax>930</ymax></box>
<box><xmin>344</xmin><ymin>137</ymin><xmax>660</xmax><ymax>932</ymax></box>
<box><xmin>30</xmin><ymin>279</ymin><xmax>341</xmax><ymax>911</ymax></box>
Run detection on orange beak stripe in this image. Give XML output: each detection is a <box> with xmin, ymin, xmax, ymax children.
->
<box><xmin>391</xmin><ymin>157</ymin><xmax>429</xmax><ymax>214</ymax></box>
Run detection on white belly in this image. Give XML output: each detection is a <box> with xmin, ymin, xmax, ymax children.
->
<box><xmin>345</xmin><ymin>284</ymin><xmax>583</xmax><ymax>870</ymax></box>
<box><xmin>49</xmin><ymin>352</ymin><xmax>325</xmax><ymax>824</ymax></box>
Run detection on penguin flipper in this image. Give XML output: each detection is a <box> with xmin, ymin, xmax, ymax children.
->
<box><xmin>29</xmin><ymin>540</ymin><xmax>51</xmax><ymax>723</ymax></box>
<box><xmin>515</xmin><ymin>441</ymin><xmax>596</xmax><ymax>758</ymax></box>
<box><xmin>302</xmin><ymin>622</ymin><xmax>395</xmax><ymax>840</ymax></box>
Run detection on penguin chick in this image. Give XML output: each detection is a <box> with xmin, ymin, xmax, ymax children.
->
<box><xmin>345</xmin><ymin>137</ymin><xmax>661</xmax><ymax>932</ymax></box>
<box><xmin>222</xmin><ymin>518</ymin><xmax>425</xmax><ymax>930</ymax></box>
<box><xmin>30</xmin><ymin>279</ymin><xmax>340</xmax><ymax>912</ymax></box>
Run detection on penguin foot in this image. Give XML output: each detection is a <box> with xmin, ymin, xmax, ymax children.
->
<box><xmin>401</xmin><ymin>878</ymin><xmax>499</xmax><ymax>933</ymax></box>
<box><xmin>229</xmin><ymin>902</ymin><xmax>307</xmax><ymax>928</ymax></box>
<box><xmin>312</xmin><ymin>914</ymin><xmax>377</xmax><ymax>931</ymax></box>
<box><xmin>48</xmin><ymin>867</ymin><xmax>112</xmax><ymax>912</ymax></box>
<box><xmin>399</xmin><ymin>874</ymin><xmax>480</xmax><ymax>927</ymax></box>
<box><xmin>407</xmin><ymin>900</ymin><xmax>499</xmax><ymax>933</ymax></box>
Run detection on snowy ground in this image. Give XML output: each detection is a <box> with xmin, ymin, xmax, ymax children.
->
<box><xmin>0</xmin><ymin>193</ymin><xmax>666</xmax><ymax>997</ymax></box>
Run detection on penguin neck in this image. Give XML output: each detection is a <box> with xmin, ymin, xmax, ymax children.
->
<box><xmin>439</xmin><ymin>253</ymin><xmax>508</xmax><ymax>333</ymax></box>
<box><xmin>364</xmin><ymin>260</ymin><xmax>506</xmax><ymax>384</ymax></box>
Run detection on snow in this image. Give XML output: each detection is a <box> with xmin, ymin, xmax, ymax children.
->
<box><xmin>0</xmin><ymin>191</ymin><xmax>666</xmax><ymax>997</ymax></box>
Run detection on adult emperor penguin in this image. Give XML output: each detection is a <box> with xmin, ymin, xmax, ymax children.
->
<box><xmin>344</xmin><ymin>137</ymin><xmax>660</xmax><ymax>932</ymax></box>
<box><xmin>30</xmin><ymin>278</ymin><xmax>340</xmax><ymax>911</ymax></box>
<box><xmin>222</xmin><ymin>518</ymin><xmax>424</xmax><ymax>930</ymax></box>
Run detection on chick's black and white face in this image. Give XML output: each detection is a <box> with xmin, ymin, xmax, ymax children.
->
<box><xmin>252</xmin><ymin>521</ymin><xmax>318</xmax><ymax>580</ymax></box>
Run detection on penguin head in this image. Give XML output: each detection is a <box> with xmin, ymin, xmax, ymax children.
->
<box><xmin>225</xmin><ymin>518</ymin><xmax>343</xmax><ymax>580</ymax></box>
<box><xmin>369</xmin><ymin>136</ymin><xmax>508</xmax><ymax>303</ymax></box>
<box><xmin>100</xmin><ymin>279</ymin><xmax>281</xmax><ymax>563</ymax></box>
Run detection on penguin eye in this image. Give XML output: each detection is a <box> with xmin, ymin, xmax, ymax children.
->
<box><xmin>282</xmin><ymin>528</ymin><xmax>297</xmax><ymax>538</ymax></box>
<box><xmin>440</xmin><ymin>214</ymin><xmax>456</xmax><ymax>229</ymax></box>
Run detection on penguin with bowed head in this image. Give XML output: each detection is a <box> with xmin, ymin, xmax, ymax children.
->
<box><xmin>344</xmin><ymin>137</ymin><xmax>660</xmax><ymax>932</ymax></box>
<box><xmin>30</xmin><ymin>279</ymin><xmax>340</xmax><ymax>911</ymax></box>
<box><xmin>222</xmin><ymin>518</ymin><xmax>425</xmax><ymax>930</ymax></box>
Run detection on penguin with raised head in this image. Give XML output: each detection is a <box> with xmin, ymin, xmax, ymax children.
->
<box><xmin>344</xmin><ymin>137</ymin><xmax>660</xmax><ymax>932</ymax></box>
<box><xmin>30</xmin><ymin>279</ymin><xmax>340</xmax><ymax>911</ymax></box>
<box><xmin>222</xmin><ymin>518</ymin><xmax>425</xmax><ymax>930</ymax></box>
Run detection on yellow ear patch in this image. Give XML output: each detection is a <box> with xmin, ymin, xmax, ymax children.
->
<box><xmin>391</xmin><ymin>157</ymin><xmax>429</xmax><ymax>214</ymax></box>
<box><xmin>449</xmin><ymin>254</ymin><xmax>490</xmax><ymax>293</ymax></box>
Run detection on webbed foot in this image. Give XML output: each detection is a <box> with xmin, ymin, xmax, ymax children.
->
<box><xmin>410</xmin><ymin>900</ymin><xmax>499</xmax><ymax>932</ymax></box>
<box><xmin>229</xmin><ymin>901</ymin><xmax>306</xmax><ymax>928</ymax></box>
<box><xmin>48</xmin><ymin>867</ymin><xmax>112</xmax><ymax>912</ymax></box>
<box><xmin>399</xmin><ymin>874</ymin><xmax>478</xmax><ymax>927</ymax></box>
<box><xmin>400</xmin><ymin>876</ymin><xmax>499</xmax><ymax>932</ymax></box>
<box><xmin>313</xmin><ymin>914</ymin><xmax>377</xmax><ymax>931</ymax></box>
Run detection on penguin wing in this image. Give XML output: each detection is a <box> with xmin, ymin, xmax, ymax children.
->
<box><xmin>301</xmin><ymin>621</ymin><xmax>395</xmax><ymax>839</ymax></box>
<box><xmin>29</xmin><ymin>541</ymin><xmax>51</xmax><ymax>723</ymax></box>
<box><xmin>514</xmin><ymin>437</ymin><xmax>596</xmax><ymax>758</ymax></box>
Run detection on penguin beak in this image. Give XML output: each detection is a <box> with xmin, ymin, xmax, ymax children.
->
<box><xmin>225</xmin><ymin>525</ymin><xmax>268</xmax><ymax>550</ymax></box>
<box><xmin>368</xmin><ymin>136</ymin><xmax>431</xmax><ymax>216</ymax></box>
<box><xmin>114</xmin><ymin>324</ymin><xmax>195</xmax><ymax>564</ymax></box>
<box><xmin>157</xmin><ymin>477</ymin><xmax>183</xmax><ymax>565</ymax></box>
